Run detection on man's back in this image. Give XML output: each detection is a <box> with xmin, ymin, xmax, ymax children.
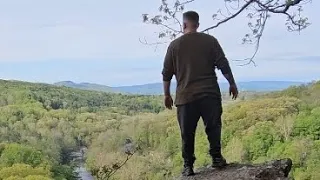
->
<box><xmin>162</xmin><ymin>11</ymin><xmax>237</xmax><ymax>176</ymax></box>
<box><xmin>162</xmin><ymin>32</ymin><xmax>230</xmax><ymax>105</ymax></box>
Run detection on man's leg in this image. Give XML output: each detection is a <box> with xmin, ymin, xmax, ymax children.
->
<box><xmin>199</xmin><ymin>97</ymin><xmax>227</xmax><ymax>167</ymax></box>
<box><xmin>177</xmin><ymin>101</ymin><xmax>200</xmax><ymax>174</ymax></box>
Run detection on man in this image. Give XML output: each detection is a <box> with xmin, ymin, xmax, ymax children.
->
<box><xmin>162</xmin><ymin>11</ymin><xmax>238</xmax><ymax>176</ymax></box>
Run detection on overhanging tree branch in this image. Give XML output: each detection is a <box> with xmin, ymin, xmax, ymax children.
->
<box><xmin>202</xmin><ymin>0</ymin><xmax>255</xmax><ymax>32</ymax></box>
<box><xmin>142</xmin><ymin>0</ymin><xmax>311</xmax><ymax>65</ymax></box>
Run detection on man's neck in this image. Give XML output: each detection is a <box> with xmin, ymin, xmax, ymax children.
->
<box><xmin>183</xmin><ymin>29</ymin><xmax>197</xmax><ymax>34</ymax></box>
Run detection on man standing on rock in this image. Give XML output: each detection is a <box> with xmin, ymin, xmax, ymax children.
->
<box><xmin>162</xmin><ymin>11</ymin><xmax>238</xmax><ymax>176</ymax></box>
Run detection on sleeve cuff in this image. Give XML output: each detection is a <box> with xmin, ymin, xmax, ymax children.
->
<box><xmin>162</xmin><ymin>76</ymin><xmax>172</xmax><ymax>81</ymax></box>
<box><xmin>162</xmin><ymin>70</ymin><xmax>173</xmax><ymax>81</ymax></box>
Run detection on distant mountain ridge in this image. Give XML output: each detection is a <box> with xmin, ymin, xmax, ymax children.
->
<box><xmin>54</xmin><ymin>81</ymin><xmax>304</xmax><ymax>95</ymax></box>
<box><xmin>54</xmin><ymin>81</ymin><xmax>113</xmax><ymax>92</ymax></box>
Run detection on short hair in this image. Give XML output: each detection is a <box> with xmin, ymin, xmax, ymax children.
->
<box><xmin>183</xmin><ymin>11</ymin><xmax>199</xmax><ymax>23</ymax></box>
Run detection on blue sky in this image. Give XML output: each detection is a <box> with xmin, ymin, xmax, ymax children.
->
<box><xmin>0</xmin><ymin>0</ymin><xmax>319</xmax><ymax>86</ymax></box>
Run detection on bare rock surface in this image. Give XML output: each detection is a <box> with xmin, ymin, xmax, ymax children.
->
<box><xmin>177</xmin><ymin>159</ymin><xmax>293</xmax><ymax>180</ymax></box>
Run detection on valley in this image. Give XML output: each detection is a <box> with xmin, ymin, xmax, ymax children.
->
<box><xmin>0</xmin><ymin>79</ymin><xmax>319</xmax><ymax>180</ymax></box>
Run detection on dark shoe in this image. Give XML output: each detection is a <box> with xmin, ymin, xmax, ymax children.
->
<box><xmin>182</xmin><ymin>166</ymin><xmax>195</xmax><ymax>176</ymax></box>
<box><xmin>212</xmin><ymin>155</ymin><xmax>228</xmax><ymax>168</ymax></box>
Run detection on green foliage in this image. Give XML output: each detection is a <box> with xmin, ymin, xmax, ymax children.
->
<box><xmin>0</xmin><ymin>164</ymin><xmax>51</xmax><ymax>179</ymax></box>
<box><xmin>224</xmin><ymin>137</ymin><xmax>246</xmax><ymax>163</ymax></box>
<box><xmin>293</xmin><ymin>108</ymin><xmax>320</xmax><ymax>140</ymax></box>
<box><xmin>243</xmin><ymin>121</ymin><xmax>280</xmax><ymax>162</ymax></box>
<box><xmin>4</xmin><ymin>175</ymin><xmax>53</xmax><ymax>180</ymax></box>
<box><xmin>85</xmin><ymin>81</ymin><xmax>320</xmax><ymax>180</ymax></box>
<box><xmin>0</xmin><ymin>144</ymin><xmax>45</xmax><ymax>167</ymax></box>
<box><xmin>1</xmin><ymin>79</ymin><xmax>320</xmax><ymax>180</ymax></box>
<box><xmin>0</xmin><ymin>80</ymin><xmax>166</xmax><ymax>180</ymax></box>
<box><xmin>51</xmin><ymin>164</ymin><xmax>78</xmax><ymax>180</ymax></box>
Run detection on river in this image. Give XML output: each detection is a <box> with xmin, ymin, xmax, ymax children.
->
<box><xmin>75</xmin><ymin>164</ymin><xmax>94</xmax><ymax>180</ymax></box>
<box><xmin>71</xmin><ymin>149</ymin><xmax>94</xmax><ymax>180</ymax></box>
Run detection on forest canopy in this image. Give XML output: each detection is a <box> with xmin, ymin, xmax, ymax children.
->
<box><xmin>1</xmin><ymin>79</ymin><xmax>319</xmax><ymax>179</ymax></box>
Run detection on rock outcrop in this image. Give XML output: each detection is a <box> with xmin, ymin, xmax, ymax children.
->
<box><xmin>178</xmin><ymin>159</ymin><xmax>293</xmax><ymax>180</ymax></box>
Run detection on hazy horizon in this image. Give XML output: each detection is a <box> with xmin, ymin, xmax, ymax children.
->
<box><xmin>0</xmin><ymin>77</ymin><xmax>314</xmax><ymax>88</ymax></box>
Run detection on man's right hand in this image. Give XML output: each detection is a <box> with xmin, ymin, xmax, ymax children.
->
<box><xmin>229</xmin><ymin>84</ymin><xmax>238</xmax><ymax>100</ymax></box>
<box><xmin>164</xmin><ymin>95</ymin><xmax>173</xmax><ymax>110</ymax></box>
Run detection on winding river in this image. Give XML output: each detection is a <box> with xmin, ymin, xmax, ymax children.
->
<box><xmin>71</xmin><ymin>148</ymin><xmax>94</xmax><ymax>180</ymax></box>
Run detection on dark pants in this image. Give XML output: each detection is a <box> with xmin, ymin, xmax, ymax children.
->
<box><xmin>177</xmin><ymin>96</ymin><xmax>222</xmax><ymax>167</ymax></box>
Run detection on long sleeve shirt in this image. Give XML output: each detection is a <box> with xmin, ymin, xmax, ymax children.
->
<box><xmin>162</xmin><ymin>32</ymin><xmax>232</xmax><ymax>105</ymax></box>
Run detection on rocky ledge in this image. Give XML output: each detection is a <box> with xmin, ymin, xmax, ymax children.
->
<box><xmin>178</xmin><ymin>159</ymin><xmax>293</xmax><ymax>180</ymax></box>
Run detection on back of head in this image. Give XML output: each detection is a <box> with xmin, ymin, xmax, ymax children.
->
<box><xmin>183</xmin><ymin>11</ymin><xmax>199</xmax><ymax>33</ymax></box>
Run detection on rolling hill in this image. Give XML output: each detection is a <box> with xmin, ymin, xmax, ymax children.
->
<box><xmin>54</xmin><ymin>81</ymin><xmax>114</xmax><ymax>92</ymax></box>
<box><xmin>54</xmin><ymin>81</ymin><xmax>305</xmax><ymax>95</ymax></box>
